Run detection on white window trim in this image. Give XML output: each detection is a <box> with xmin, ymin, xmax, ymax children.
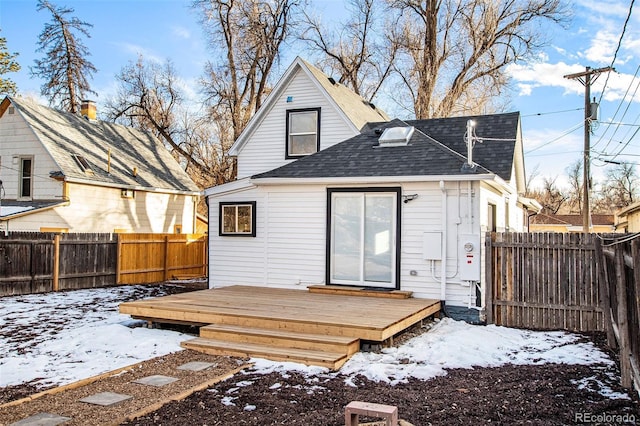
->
<box><xmin>18</xmin><ymin>156</ymin><xmax>34</xmax><ymax>201</ymax></box>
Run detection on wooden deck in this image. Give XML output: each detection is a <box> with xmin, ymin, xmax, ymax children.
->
<box><xmin>119</xmin><ymin>285</ymin><xmax>441</xmax><ymax>369</ymax></box>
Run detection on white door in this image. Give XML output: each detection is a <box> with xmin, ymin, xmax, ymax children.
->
<box><xmin>329</xmin><ymin>190</ymin><xmax>398</xmax><ymax>288</ymax></box>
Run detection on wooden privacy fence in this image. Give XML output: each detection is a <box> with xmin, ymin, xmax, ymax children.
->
<box><xmin>117</xmin><ymin>233</ymin><xmax>207</xmax><ymax>284</ymax></box>
<box><xmin>0</xmin><ymin>232</ymin><xmax>207</xmax><ymax>296</ymax></box>
<box><xmin>0</xmin><ymin>232</ymin><xmax>117</xmax><ymax>295</ymax></box>
<box><xmin>485</xmin><ymin>232</ymin><xmax>603</xmax><ymax>332</ymax></box>
<box><xmin>595</xmin><ymin>234</ymin><xmax>640</xmax><ymax>395</ymax></box>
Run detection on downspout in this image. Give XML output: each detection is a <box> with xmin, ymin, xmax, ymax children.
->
<box><xmin>527</xmin><ymin>209</ymin><xmax>538</xmax><ymax>232</ymax></box>
<box><xmin>440</xmin><ymin>180</ymin><xmax>447</xmax><ymax>301</ymax></box>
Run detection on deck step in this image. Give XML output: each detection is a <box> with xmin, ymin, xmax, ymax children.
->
<box><xmin>200</xmin><ymin>324</ymin><xmax>360</xmax><ymax>355</ymax></box>
<box><xmin>307</xmin><ymin>285</ymin><xmax>413</xmax><ymax>299</ymax></box>
<box><xmin>181</xmin><ymin>337</ymin><xmax>350</xmax><ymax>370</ymax></box>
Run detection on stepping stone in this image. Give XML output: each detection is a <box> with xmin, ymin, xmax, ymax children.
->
<box><xmin>79</xmin><ymin>391</ymin><xmax>132</xmax><ymax>406</ymax></box>
<box><xmin>10</xmin><ymin>412</ymin><xmax>71</xmax><ymax>426</ymax></box>
<box><xmin>177</xmin><ymin>361</ymin><xmax>216</xmax><ymax>371</ymax></box>
<box><xmin>133</xmin><ymin>374</ymin><xmax>178</xmax><ymax>387</ymax></box>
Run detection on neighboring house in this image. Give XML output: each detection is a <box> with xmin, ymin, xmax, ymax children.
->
<box><xmin>0</xmin><ymin>96</ymin><xmax>201</xmax><ymax>233</ymax></box>
<box><xmin>530</xmin><ymin>213</ymin><xmax>616</xmax><ymax>233</ymax></box>
<box><xmin>204</xmin><ymin>57</ymin><xmax>540</xmax><ymax>310</ymax></box>
<box><xmin>615</xmin><ymin>201</ymin><xmax>640</xmax><ymax>232</ymax></box>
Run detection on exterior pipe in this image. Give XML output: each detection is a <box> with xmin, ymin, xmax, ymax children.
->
<box><xmin>440</xmin><ymin>180</ymin><xmax>447</xmax><ymax>301</ymax></box>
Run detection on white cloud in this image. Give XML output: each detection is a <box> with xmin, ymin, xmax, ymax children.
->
<box><xmin>172</xmin><ymin>26</ymin><xmax>191</xmax><ymax>39</ymax></box>
<box><xmin>507</xmin><ymin>61</ymin><xmax>585</xmax><ymax>96</ymax></box>
<box><xmin>117</xmin><ymin>42</ymin><xmax>165</xmax><ymax>64</ymax></box>
<box><xmin>580</xmin><ymin>29</ymin><xmax>619</xmax><ymax>64</ymax></box>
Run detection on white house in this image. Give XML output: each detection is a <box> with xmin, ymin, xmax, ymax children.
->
<box><xmin>0</xmin><ymin>96</ymin><xmax>201</xmax><ymax>233</ymax></box>
<box><xmin>204</xmin><ymin>57</ymin><xmax>540</xmax><ymax>312</ymax></box>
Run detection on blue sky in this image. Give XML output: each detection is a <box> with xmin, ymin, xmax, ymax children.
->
<box><xmin>1</xmin><ymin>0</ymin><xmax>639</xmax><ymax>190</ymax></box>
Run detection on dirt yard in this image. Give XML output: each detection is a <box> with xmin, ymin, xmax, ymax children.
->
<box><xmin>121</xmin><ymin>331</ymin><xmax>639</xmax><ymax>426</ymax></box>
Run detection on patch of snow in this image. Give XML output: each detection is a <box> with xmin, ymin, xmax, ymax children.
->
<box><xmin>0</xmin><ymin>286</ymin><xmax>191</xmax><ymax>387</ymax></box>
<box><xmin>220</xmin><ymin>396</ymin><xmax>237</xmax><ymax>406</ymax></box>
<box><xmin>572</xmin><ymin>376</ymin><xmax>631</xmax><ymax>400</ymax></box>
<box><xmin>250</xmin><ymin>318</ymin><xmax>615</xmax><ymax>389</ymax></box>
<box><xmin>235</xmin><ymin>380</ymin><xmax>254</xmax><ymax>387</ymax></box>
<box><xmin>269</xmin><ymin>382</ymin><xmax>282</xmax><ymax>390</ymax></box>
<box><xmin>244</xmin><ymin>404</ymin><xmax>257</xmax><ymax>411</ymax></box>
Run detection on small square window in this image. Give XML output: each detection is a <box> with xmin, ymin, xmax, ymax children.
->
<box><xmin>286</xmin><ymin>108</ymin><xmax>320</xmax><ymax>158</ymax></box>
<box><xmin>219</xmin><ymin>202</ymin><xmax>256</xmax><ymax>237</ymax></box>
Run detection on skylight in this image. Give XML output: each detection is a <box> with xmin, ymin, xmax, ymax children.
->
<box><xmin>72</xmin><ymin>154</ymin><xmax>93</xmax><ymax>173</ymax></box>
<box><xmin>378</xmin><ymin>126</ymin><xmax>414</xmax><ymax>146</ymax></box>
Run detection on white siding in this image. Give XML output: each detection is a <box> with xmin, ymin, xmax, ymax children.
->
<box><xmin>236</xmin><ymin>68</ymin><xmax>358</xmax><ymax>178</ymax></box>
<box><xmin>209</xmin><ymin>184</ymin><xmax>326</xmax><ymax>290</ymax></box>
<box><xmin>208</xmin><ymin>180</ymin><xmax>493</xmax><ymax>307</ymax></box>
<box><xmin>0</xmin><ymin>108</ymin><xmax>62</xmax><ymax>199</ymax></box>
<box><xmin>5</xmin><ymin>182</ymin><xmax>196</xmax><ymax>233</ymax></box>
<box><xmin>399</xmin><ymin>181</ymin><xmax>482</xmax><ymax>307</ymax></box>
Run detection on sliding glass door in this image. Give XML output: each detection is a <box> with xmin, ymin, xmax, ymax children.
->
<box><xmin>329</xmin><ymin>189</ymin><xmax>399</xmax><ymax>288</ymax></box>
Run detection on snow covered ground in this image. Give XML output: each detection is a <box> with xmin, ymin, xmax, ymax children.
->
<box><xmin>0</xmin><ymin>285</ymin><xmax>626</xmax><ymax>401</ymax></box>
<box><xmin>0</xmin><ymin>286</ymin><xmax>191</xmax><ymax>387</ymax></box>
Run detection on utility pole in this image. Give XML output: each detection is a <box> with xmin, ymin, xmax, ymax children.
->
<box><xmin>564</xmin><ymin>66</ymin><xmax>613</xmax><ymax>232</ymax></box>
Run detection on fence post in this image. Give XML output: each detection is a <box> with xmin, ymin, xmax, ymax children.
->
<box><xmin>484</xmin><ymin>232</ymin><xmax>494</xmax><ymax>325</ymax></box>
<box><xmin>52</xmin><ymin>234</ymin><xmax>60</xmax><ymax>292</ymax></box>
<box><xmin>595</xmin><ymin>237</ymin><xmax>615</xmax><ymax>348</ymax></box>
<box><xmin>116</xmin><ymin>234</ymin><xmax>122</xmax><ymax>284</ymax></box>
<box><xmin>163</xmin><ymin>235</ymin><xmax>170</xmax><ymax>281</ymax></box>
<box><xmin>615</xmin><ymin>243</ymin><xmax>632</xmax><ymax>389</ymax></box>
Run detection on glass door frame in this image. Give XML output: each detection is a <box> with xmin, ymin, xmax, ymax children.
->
<box><xmin>325</xmin><ymin>187</ymin><xmax>402</xmax><ymax>289</ymax></box>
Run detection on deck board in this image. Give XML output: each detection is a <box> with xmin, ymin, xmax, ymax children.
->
<box><xmin>120</xmin><ymin>285</ymin><xmax>441</xmax><ymax>341</ymax></box>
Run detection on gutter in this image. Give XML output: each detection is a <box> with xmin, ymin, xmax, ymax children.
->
<box><xmin>250</xmin><ymin>174</ymin><xmax>497</xmax><ymax>186</ymax></box>
<box><xmin>62</xmin><ymin>176</ymin><xmax>200</xmax><ymax>196</ymax></box>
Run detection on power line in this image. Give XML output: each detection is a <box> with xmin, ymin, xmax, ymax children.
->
<box><xmin>596</xmin><ymin>0</ymin><xmax>636</xmax><ymax>107</ymax></box>
<box><xmin>524</xmin><ymin>120</ymin><xmax>586</xmax><ymax>154</ymax></box>
<box><xmin>522</xmin><ymin>107</ymin><xmax>583</xmax><ymax>118</ymax></box>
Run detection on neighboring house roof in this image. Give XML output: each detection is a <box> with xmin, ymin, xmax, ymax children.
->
<box><xmin>252</xmin><ymin>114</ymin><xmax>518</xmax><ymax>181</ymax></box>
<box><xmin>531</xmin><ymin>213</ymin><xmax>615</xmax><ymax>226</ymax></box>
<box><xmin>0</xmin><ymin>200</ymin><xmax>68</xmax><ymax>220</ymax></box>
<box><xmin>615</xmin><ymin>201</ymin><xmax>640</xmax><ymax>217</ymax></box>
<box><xmin>1</xmin><ymin>96</ymin><xmax>199</xmax><ymax>194</ymax></box>
<box><xmin>228</xmin><ymin>57</ymin><xmax>389</xmax><ymax>156</ymax></box>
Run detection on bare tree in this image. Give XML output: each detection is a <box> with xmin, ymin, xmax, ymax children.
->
<box><xmin>599</xmin><ymin>162</ymin><xmax>638</xmax><ymax>209</ymax></box>
<box><xmin>194</xmin><ymin>0</ymin><xmax>302</xmax><ymax>145</ymax></box>
<box><xmin>565</xmin><ymin>160</ymin><xmax>582</xmax><ymax>214</ymax></box>
<box><xmin>388</xmin><ymin>0</ymin><xmax>567</xmax><ymax>118</ymax></box>
<box><xmin>528</xmin><ymin>176</ymin><xmax>567</xmax><ymax>214</ymax></box>
<box><xmin>300</xmin><ymin>0</ymin><xmax>397</xmax><ymax>101</ymax></box>
<box><xmin>0</xmin><ymin>30</ymin><xmax>21</xmax><ymax>96</ymax></box>
<box><xmin>31</xmin><ymin>0</ymin><xmax>96</xmax><ymax>113</ymax></box>
<box><xmin>105</xmin><ymin>57</ymin><xmax>234</xmax><ymax>188</ymax></box>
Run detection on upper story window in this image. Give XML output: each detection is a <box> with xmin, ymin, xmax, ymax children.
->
<box><xmin>19</xmin><ymin>157</ymin><xmax>33</xmax><ymax>200</ymax></box>
<box><xmin>286</xmin><ymin>108</ymin><xmax>320</xmax><ymax>159</ymax></box>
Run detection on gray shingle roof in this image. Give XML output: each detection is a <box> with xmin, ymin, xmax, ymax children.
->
<box><xmin>253</xmin><ymin>113</ymin><xmax>520</xmax><ymax>180</ymax></box>
<box><xmin>404</xmin><ymin>112</ymin><xmax>520</xmax><ymax>181</ymax></box>
<box><xmin>7</xmin><ymin>96</ymin><xmax>199</xmax><ymax>193</ymax></box>
<box><xmin>300</xmin><ymin>59</ymin><xmax>389</xmax><ymax>129</ymax></box>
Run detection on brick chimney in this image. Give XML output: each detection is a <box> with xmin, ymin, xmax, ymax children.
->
<box><xmin>80</xmin><ymin>100</ymin><xmax>97</xmax><ymax>120</ymax></box>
